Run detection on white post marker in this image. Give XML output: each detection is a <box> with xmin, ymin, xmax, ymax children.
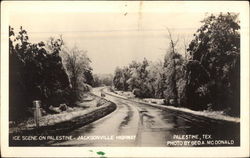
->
<box><xmin>33</xmin><ymin>100</ymin><xmax>41</xmax><ymax>128</ymax></box>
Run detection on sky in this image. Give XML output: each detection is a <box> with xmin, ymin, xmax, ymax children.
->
<box><xmin>9</xmin><ymin>2</ymin><xmax>207</xmax><ymax>74</ymax></box>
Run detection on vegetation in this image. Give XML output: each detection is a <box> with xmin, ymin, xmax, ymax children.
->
<box><xmin>113</xmin><ymin>13</ymin><xmax>240</xmax><ymax>116</ymax></box>
<box><xmin>92</xmin><ymin>74</ymin><xmax>113</xmax><ymax>87</ymax></box>
<box><xmin>9</xmin><ymin>13</ymin><xmax>240</xmax><ymax>121</ymax></box>
<box><xmin>62</xmin><ymin>46</ymin><xmax>93</xmax><ymax>101</ymax></box>
<box><xmin>9</xmin><ymin>26</ymin><xmax>94</xmax><ymax>121</ymax></box>
<box><xmin>185</xmin><ymin>13</ymin><xmax>240</xmax><ymax>116</ymax></box>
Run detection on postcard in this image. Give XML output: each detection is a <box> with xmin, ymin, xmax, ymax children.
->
<box><xmin>1</xmin><ymin>1</ymin><xmax>249</xmax><ymax>157</ymax></box>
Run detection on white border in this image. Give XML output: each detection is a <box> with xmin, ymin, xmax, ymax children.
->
<box><xmin>1</xmin><ymin>1</ymin><xmax>249</xmax><ymax>157</ymax></box>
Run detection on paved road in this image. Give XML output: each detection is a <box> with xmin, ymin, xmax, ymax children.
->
<box><xmin>51</xmin><ymin>88</ymin><xmax>240</xmax><ymax>147</ymax></box>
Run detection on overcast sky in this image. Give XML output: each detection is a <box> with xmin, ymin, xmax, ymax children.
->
<box><xmin>9</xmin><ymin>2</ymin><xmax>207</xmax><ymax>74</ymax></box>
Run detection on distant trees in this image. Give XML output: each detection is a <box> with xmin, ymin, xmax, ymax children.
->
<box><xmin>113</xmin><ymin>59</ymin><xmax>155</xmax><ymax>98</ymax></box>
<box><xmin>113</xmin><ymin>59</ymin><xmax>164</xmax><ymax>98</ymax></box>
<box><xmin>131</xmin><ymin>58</ymin><xmax>151</xmax><ymax>98</ymax></box>
<box><xmin>113</xmin><ymin>13</ymin><xmax>240</xmax><ymax>116</ymax></box>
<box><xmin>145</xmin><ymin>60</ymin><xmax>164</xmax><ymax>98</ymax></box>
<box><xmin>93</xmin><ymin>74</ymin><xmax>113</xmax><ymax>87</ymax></box>
<box><xmin>113</xmin><ymin>67</ymin><xmax>128</xmax><ymax>90</ymax></box>
<box><xmin>113</xmin><ymin>30</ymin><xmax>186</xmax><ymax>102</ymax></box>
<box><xmin>9</xmin><ymin>26</ymin><xmax>94</xmax><ymax>121</ymax></box>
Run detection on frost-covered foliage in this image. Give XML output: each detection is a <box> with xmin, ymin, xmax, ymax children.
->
<box><xmin>62</xmin><ymin>46</ymin><xmax>93</xmax><ymax>101</ymax></box>
<box><xmin>185</xmin><ymin>13</ymin><xmax>240</xmax><ymax>116</ymax></box>
<box><xmin>9</xmin><ymin>26</ymin><xmax>94</xmax><ymax>121</ymax></box>
<box><xmin>92</xmin><ymin>74</ymin><xmax>113</xmax><ymax>87</ymax></box>
<box><xmin>113</xmin><ymin>13</ymin><xmax>240</xmax><ymax>117</ymax></box>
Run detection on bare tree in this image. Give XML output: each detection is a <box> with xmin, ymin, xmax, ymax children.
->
<box><xmin>163</xmin><ymin>28</ymin><xmax>181</xmax><ymax>105</ymax></box>
<box><xmin>166</xmin><ymin>28</ymin><xmax>179</xmax><ymax>54</ymax></box>
<box><xmin>183</xmin><ymin>37</ymin><xmax>188</xmax><ymax>60</ymax></box>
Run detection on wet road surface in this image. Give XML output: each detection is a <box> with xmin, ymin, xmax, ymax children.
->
<box><xmin>50</xmin><ymin>89</ymin><xmax>240</xmax><ymax>147</ymax></box>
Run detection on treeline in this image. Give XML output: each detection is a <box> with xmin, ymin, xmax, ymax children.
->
<box><xmin>92</xmin><ymin>74</ymin><xmax>113</xmax><ymax>87</ymax></box>
<box><xmin>113</xmin><ymin>13</ymin><xmax>240</xmax><ymax>116</ymax></box>
<box><xmin>9</xmin><ymin>26</ymin><xmax>94</xmax><ymax>121</ymax></box>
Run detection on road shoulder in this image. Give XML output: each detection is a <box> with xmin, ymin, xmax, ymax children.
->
<box><xmin>103</xmin><ymin>89</ymin><xmax>240</xmax><ymax>123</ymax></box>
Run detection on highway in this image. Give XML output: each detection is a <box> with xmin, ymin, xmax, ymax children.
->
<box><xmin>51</xmin><ymin>88</ymin><xmax>240</xmax><ymax>147</ymax></box>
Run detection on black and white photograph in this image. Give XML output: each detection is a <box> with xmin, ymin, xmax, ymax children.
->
<box><xmin>1</xmin><ymin>1</ymin><xmax>249</xmax><ymax>157</ymax></box>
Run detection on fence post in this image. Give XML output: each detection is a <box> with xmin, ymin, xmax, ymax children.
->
<box><xmin>33</xmin><ymin>100</ymin><xmax>41</xmax><ymax>128</ymax></box>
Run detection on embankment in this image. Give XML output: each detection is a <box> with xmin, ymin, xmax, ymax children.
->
<box><xmin>9</xmin><ymin>97</ymin><xmax>116</xmax><ymax>146</ymax></box>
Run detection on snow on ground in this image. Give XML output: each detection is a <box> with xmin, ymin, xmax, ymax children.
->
<box><xmin>142</xmin><ymin>98</ymin><xmax>165</xmax><ymax>105</ymax></box>
<box><xmin>105</xmin><ymin>89</ymin><xmax>240</xmax><ymax>123</ymax></box>
<box><xmin>115</xmin><ymin>91</ymin><xmax>135</xmax><ymax>98</ymax></box>
<box><xmin>10</xmin><ymin>96</ymin><xmax>108</xmax><ymax>133</ymax></box>
<box><xmin>10</xmin><ymin>107</ymin><xmax>93</xmax><ymax>132</ymax></box>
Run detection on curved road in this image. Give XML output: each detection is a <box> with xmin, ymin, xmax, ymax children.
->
<box><xmin>51</xmin><ymin>88</ymin><xmax>240</xmax><ymax>147</ymax></box>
